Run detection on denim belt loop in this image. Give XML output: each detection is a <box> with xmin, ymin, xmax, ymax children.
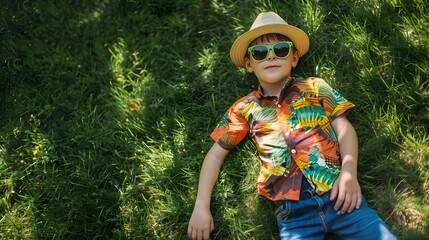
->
<box><xmin>299</xmin><ymin>187</ymin><xmax>315</xmax><ymax>200</ymax></box>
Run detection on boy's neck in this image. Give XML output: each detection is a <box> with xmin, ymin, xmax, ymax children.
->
<box><xmin>259</xmin><ymin>78</ymin><xmax>291</xmax><ymax>97</ymax></box>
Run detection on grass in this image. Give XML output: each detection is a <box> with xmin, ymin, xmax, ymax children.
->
<box><xmin>0</xmin><ymin>0</ymin><xmax>428</xmax><ymax>239</ymax></box>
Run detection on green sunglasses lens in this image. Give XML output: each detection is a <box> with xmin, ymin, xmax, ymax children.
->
<box><xmin>273</xmin><ymin>42</ymin><xmax>291</xmax><ymax>58</ymax></box>
<box><xmin>251</xmin><ymin>46</ymin><xmax>268</xmax><ymax>61</ymax></box>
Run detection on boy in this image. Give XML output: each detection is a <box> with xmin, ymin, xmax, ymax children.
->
<box><xmin>188</xmin><ymin>12</ymin><xmax>396</xmax><ymax>240</ymax></box>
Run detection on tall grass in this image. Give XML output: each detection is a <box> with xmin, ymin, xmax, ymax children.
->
<box><xmin>1</xmin><ymin>0</ymin><xmax>428</xmax><ymax>239</ymax></box>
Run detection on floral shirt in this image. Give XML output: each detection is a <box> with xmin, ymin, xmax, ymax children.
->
<box><xmin>210</xmin><ymin>77</ymin><xmax>355</xmax><ymax>201</ymax></box>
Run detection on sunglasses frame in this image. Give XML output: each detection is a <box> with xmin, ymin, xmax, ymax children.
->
<box><xmin>247</xmin><ymin>41</ymin><xmax>294</xmax><ymax>62</ymax></box>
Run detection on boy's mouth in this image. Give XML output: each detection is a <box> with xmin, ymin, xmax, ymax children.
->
<box><xmin>265</xmin><ymin>65</ymin><xmax>280</xmax><ymax>69</ymax></box>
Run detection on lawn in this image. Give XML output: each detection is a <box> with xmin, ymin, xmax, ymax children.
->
<box><xmin>1</xmin><ymin>0</ymin><xmax>428</xmax><ymax>239</ymax></box>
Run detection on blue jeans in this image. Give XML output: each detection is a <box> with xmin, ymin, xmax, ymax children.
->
<box><xmin>275</xmin><ymin>180</ymin><xmax>397</xmax><ymax>240</ymax></box>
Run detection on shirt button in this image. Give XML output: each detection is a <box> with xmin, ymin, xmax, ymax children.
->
<box><xmin>291</xmin><ymin>149</ymin><xmax>297</xmax><ymax>154</ymax></box>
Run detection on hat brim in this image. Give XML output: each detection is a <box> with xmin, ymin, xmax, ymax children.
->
<box><xmin>230</xmin><ymin>24</ymin><xmax>309</xmax><ymax>68</ymax></box>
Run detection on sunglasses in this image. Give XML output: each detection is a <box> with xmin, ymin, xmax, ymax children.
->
<box><xmin>247</xmin><ymin>41</ymin><xmax>293</xmax><ymax>62</ymax></box>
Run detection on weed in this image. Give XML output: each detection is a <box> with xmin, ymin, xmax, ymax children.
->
<box><xmin>0</xmin><ymin>0</ymin><xmax>428</xmax><ymax>239</ymax></box>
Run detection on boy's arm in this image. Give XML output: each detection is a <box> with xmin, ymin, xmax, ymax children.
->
<box><xmin>330</xmin><ymin>114</ymin><xmax>362</xmax><ymax>214</ymax></box>
<box><xmin>188</xmin><ymin>142</ymin><xmax>230</xmax><ymax>240</ymax></box>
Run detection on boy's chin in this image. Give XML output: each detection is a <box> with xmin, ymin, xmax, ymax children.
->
<box><xmin>260</xmin><ymin>76</ymin><xmax>290</xmax><ymax>84</ymax></box>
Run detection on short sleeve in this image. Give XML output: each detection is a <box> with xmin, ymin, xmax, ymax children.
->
<box><xmin>314</xmin><ymin>78</ymin><xmax>355</xmax><ymax>120</ymax></box>
<box><xmin>210</xmin><ymin>100</ymin><xmax>250</xmax><ymax>150</ymax></box>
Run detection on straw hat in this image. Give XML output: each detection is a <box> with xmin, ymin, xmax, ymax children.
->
<box><xmin>230</xmin><ymin>12</ymin><xmax>309</xmax><ymax>68</ymax></box>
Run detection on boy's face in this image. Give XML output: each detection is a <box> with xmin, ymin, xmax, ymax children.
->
<box><xmin>244</xmin><ymin>34</ymin><xmax>299</xmax><ymax>87</ymax></box>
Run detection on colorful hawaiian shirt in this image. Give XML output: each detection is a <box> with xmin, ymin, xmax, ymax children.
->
<box><xmin>210</xmin><ymin>77</ymin><xmax>355</xmax><ymax>201</ymax></box>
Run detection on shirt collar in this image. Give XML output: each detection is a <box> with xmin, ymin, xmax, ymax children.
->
<box><xmin>256</xmin><ymin>77</ymin><xmax>296</xmax><ymax>99</ymax></box>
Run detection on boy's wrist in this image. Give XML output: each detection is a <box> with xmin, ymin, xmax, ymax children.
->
<box><xmin>341</xmin><ymin>161</ymin><xmax>358</xmax><ymax>176</ymax></box>
<box><xmin>194</xmin><ymin>198</ymin><xmax>211</xmax><ymax>210</ymax></box>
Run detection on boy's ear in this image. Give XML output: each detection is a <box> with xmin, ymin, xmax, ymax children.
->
<box><xmin>292</xmin><ymin>50</ymin><xmax>300</xmax><ymax>68</ymax></box>
<box><xmin>244</xmin><ymin>57</ymin><xmax>254</xmax><ymax>73</ymax></box>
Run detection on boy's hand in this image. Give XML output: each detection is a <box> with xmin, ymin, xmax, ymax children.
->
<box><xmin>330</xmin><ymin>166</ymin><xmax>362</xmax><ymax>214</ymax></box>
<box><xmin>187</xmin><ymin>202</ymin><xmax>214</xmax><ymax>240</ymax></box>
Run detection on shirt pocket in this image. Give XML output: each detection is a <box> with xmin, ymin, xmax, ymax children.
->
<box><xmin>291</xmin><ymin>96</ymin><xmax>321</xmax><ymax>109</ymax></box>
<box><xmin>291</xmin><ymin>97</ymin><xmax>329</xmax><ymax>130</ymax></box>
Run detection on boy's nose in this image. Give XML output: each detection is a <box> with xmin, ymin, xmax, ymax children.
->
<box><xmin>266</xmin><ymin>49</ymin><xmax>276</xmax><ymax>60</ymax></box>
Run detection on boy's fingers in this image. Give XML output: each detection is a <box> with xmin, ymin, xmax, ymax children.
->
<box><xmin>334</xmin><ymin>198</ymin><xmax>342</xmax><ymax>211</ymax></box>
<box><xmin>197</xmin><ymin>230</ymin><xmax>203</xmax><ymax>240</ymax></box>
<box><xmin>203</xmin><ymin>229</ymin><xmax>210</xmax><ymax>240</ymax></box>
<box><xmin>341</xmin><ymin>193</ymin><xmax>351</xmax><ymax>214</ymax></box>
<box><xmin>347</xmin><ymin>193</ymin><xmax>357</xmax><ymax>213</ymax></box>
<box><xmin>187</xmin><ymin>226</ymin><xmax>194</xmax><ymax>239</ymax></box>
<box><xmin>330</xmin><ymin>182</ymin><xmax>339</xmax><ymax>201</ymax></box>
<box><xmin>356</xmin><ymin>192</ymin><xmax>362</xmax><ymax>209</ymax></box>
<box><xmin>334</xmin><ymin>190</ymin><xmax>345</xmax><ymax>211</ymax></box>
<box><xmin>189</xmin><ymin>228</ymin><xmax>196</xmax><ymax>240</ymax></box>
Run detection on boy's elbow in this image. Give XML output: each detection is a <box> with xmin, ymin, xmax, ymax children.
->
<box><xmin>205</xmin><ymin>142</ymin><xmax>230</xmax><ymax>163</ymax></box>
<box><xmin>332</xmin><ymin>115</ymin><xmax>356</xmax><ymax>138</ymax></box>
